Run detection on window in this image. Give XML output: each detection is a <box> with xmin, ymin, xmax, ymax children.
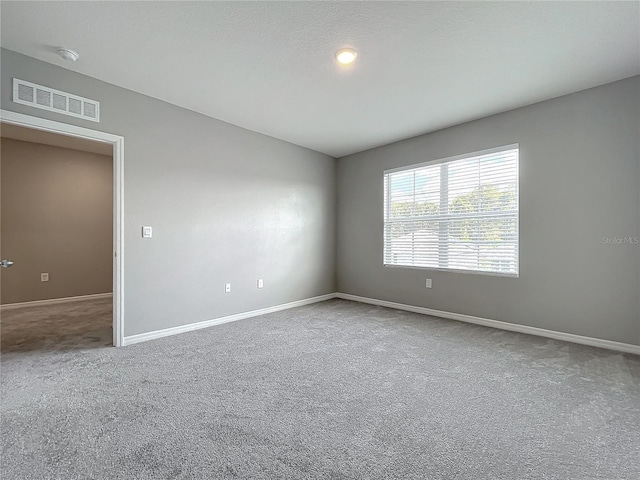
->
<box><xmin>383</xmin><ymin>145</ymin><xmax>519</xmax><ymax>276</ymax></box>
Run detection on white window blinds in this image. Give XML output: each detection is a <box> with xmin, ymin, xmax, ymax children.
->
<box><xmin>383</xmin><ymin>145</ymin><xmax>519</xmax><ymax>276</ymax></box>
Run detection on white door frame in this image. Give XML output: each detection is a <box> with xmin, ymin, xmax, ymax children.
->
<box><xmin>1</xmin><ymin>109</ymin><xmax>125</xmax><ymax>347</ymax></box>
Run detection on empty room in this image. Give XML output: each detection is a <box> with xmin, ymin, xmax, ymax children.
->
<box><xmin>1</xmin><ymin>2</ymin><xmax>638</xmax><ymax>479</ymax></box>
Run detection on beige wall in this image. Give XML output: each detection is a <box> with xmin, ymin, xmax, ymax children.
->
<box><xmin>1</xmin><ymin>138</ymin><xmax>112</xmax><ymax>304</ymax></box>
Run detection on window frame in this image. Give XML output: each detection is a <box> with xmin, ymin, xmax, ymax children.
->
<box><xmin>383</xmin><ymin>144</ymin><xmax>519</xmax><ymax>278</ymax></box>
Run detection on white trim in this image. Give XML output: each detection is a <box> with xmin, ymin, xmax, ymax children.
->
<box><xmin>0</xmin><ymin>109</ymin><xmax>125</xmax><ymax>347</ymax></box>
<box><xmin>121</xmin><ymin>290</ymin><xmax>639</xmax><ymax>354</ymax></box>
<box><xmin>335</xmin><ymin>293</ymin><xmax>640</xmax><ymax>355</ymax></box>
<box><xmin>383</xmin><ymin>143</ymin><xmax>519</xmax><ymax>174</ymax></box>
<box><xmin>382</xmin><ymin>263</ymin><xmax>518</xmax><ymax>278</ymax></box>
<box><xmin>123</xmin><ymin>293</ymin><xmax>336</xmax><ymax>346</ymax></box>
<box><xmin>1</xmin><ymin>293</ymin><xmax>113</xmax><ymax>310</ymax></box>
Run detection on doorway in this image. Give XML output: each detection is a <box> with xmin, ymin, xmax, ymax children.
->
<box><xmin>0</xmin><ymin>110</ymin><xmax>124</xmax><ymax>347</ymax></box>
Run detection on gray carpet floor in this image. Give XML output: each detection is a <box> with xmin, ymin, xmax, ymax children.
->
<box><xmin>1</xmin><ymin>297</ymin><xmax>113</xmax><ymax>354</ymax></box>
<box><xmin>1</xmin><ymin>298</ymin><xmax>639</xmax><ymax>479</ymax></box>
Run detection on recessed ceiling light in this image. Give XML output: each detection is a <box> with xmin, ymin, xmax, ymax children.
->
<box><xmin>57</xmin><ymin>48</ymin><xmax>79</xmax><ymax>62</ymax></box>
<box><xmin>335</xmin><ymin>48</ymin><xmax>357</xmax><ymax>65</ymax></box>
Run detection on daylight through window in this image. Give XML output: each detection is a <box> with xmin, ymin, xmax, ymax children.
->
<box><xmin>383</xmin><ymin>145</ymin><xmax>519</xmax><ymax>276</ymax></box>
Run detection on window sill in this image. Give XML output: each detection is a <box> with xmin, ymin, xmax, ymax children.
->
<box><xmin>383</xmin><ymin>263</ymin><xmax>519</xmax><ymax>278</ymax></box>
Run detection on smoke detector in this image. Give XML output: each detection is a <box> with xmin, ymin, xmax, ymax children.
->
<box><xmin>57</xmin><ymin>48</ymin><xmax>79</xmax><ymax>62</ymax></box>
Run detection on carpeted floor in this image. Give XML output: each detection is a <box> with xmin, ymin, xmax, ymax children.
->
<box><xmin>1</xmin><ymin>298</ymin><xmax>639</xmax><ymax>479</ymax></box>
<box><xmin>0</xmin><ymin>297</ymin><xmax>113</xmax><ymax>354</ymax></box>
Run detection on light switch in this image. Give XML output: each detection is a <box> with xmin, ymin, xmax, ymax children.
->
<box><xmin>142</xmin><ymin>226</ymin><xmax>153</xmax><ymax>238</ymax></box>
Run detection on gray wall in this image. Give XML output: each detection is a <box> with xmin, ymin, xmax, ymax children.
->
<box><xmin>1</xmin><ymin>138</ymin><xmax>112</xmax><ymax>304</ymax></box>
<box><xmin>337</xmin><ymin>76</ymin><xmax>640</xmax><ymax>345</ymax></box>
<box><xmin>1</xmin><ymin>49</ymin><xmax>336</xmax><ymax>337</ymax></box>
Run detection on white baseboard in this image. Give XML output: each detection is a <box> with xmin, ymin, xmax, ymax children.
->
<box><xmin>1</xmin><ymin>292</ymin><xmax>113</xmax><ymax>310</ymax></box>
<box><xmin>335</xmin><ymin>293</ymin><xmax>640</xmax><ymax>355</ymax></box>
<box><xmin>123</xmin><ymin>293</ymin><xmax>337</xmax><ymax>346</ymax></box>
<box><xmin>120</xmin><ymin>290</ymin><xmax>639</xmax><ymax>355</ymax></box>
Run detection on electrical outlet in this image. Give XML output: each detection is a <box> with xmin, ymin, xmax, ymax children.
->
<box><xmin>425</xmin><ymin>278</ymin><xmax>432</xmax><ymax>289</ymax></box>
<box><xmin>225</xmin><ymin>283</ymin><xmax>231</xmax><ymax>293</ymax></box>
<box><xmin>41</xmin><ymin>273</ymin><xmax>49</xmax><ymax>282</ymax></box>
<box><xmin>257</xmin><ymin>279</ymin><xmax>264</xmax><ymax>289</ymax></box>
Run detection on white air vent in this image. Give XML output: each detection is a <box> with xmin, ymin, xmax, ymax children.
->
<box><xmin>13</xmin><ymin>79</ymin><xmax>100</xmax><ymax>122</ymax></box>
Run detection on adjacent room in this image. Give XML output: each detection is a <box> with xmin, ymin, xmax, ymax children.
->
<box><xmin>1</xmin><ymin>2</ymin><xmax>638</xmax><ymax>479</ymax></box>
<box><xmin>1</xmin><ymin>124</ymin><xmax>114</xmax><ymax>352</ymax></box>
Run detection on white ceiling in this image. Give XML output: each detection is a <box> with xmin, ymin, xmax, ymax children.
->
<box><xmin>1</xmin><ymin>1</ymin><xmax>638</xmax><ymax>158</ymax></box>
